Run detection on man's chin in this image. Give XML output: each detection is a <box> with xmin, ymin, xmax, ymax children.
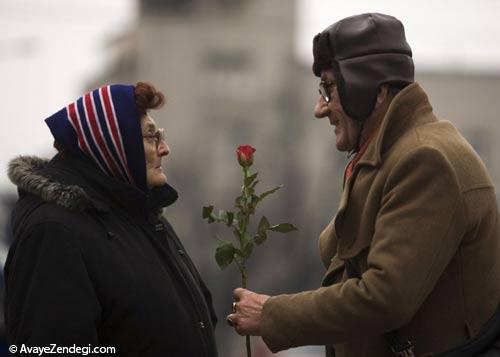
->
<box><xmin>335</xmin><ymin>138</ymin><xmax>356</xmax><ymax>153</ymax></box>
<box><xmin>335</xmin><ymin>142</ymin><xmax>349</xmax><ymax>152</ymax></box>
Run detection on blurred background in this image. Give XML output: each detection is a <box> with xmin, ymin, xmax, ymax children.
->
<box><xmin>1</xmin><ymin>0</ymin><xmax>500</xmax><ymax>356</ymax></box>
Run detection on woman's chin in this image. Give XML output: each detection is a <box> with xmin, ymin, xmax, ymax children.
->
<box><xmin>147</xmin><ymin>173</ymin><xmax>168</xmax><ymax>188</ymax></box>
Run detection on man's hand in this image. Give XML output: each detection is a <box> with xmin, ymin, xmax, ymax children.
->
<box><xmin>227</xmin><ymin>288</ymin><xmax>270</xmax><ymax>336</ymax></box>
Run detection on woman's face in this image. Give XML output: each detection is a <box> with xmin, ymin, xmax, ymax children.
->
<box><xmin>141</xmin><ymin>114</ymin><xmax>169</xmax><ymax>188</ymax></box>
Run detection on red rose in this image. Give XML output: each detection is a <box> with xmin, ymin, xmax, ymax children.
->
<box><xmin>236</xmin><ymin>145</ymin><xmax>256</xmax><ymax>167</ymax></box>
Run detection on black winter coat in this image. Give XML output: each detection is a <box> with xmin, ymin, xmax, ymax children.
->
<box><xmin>5</xmin><ymin>154</ymin><xmax>218</xmax><ymax>357</ymax></box>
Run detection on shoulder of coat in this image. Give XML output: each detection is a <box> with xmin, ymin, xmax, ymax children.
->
<box><xmin>8</xmin><ymin>155</ymin><xmax>93</xmax><ymax>211</ymax></box>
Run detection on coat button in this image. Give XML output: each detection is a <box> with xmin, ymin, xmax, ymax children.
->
<box><xmin>178</xmin><ymin>249</ymin><xmax>185</xmax><ymax>256</ymax></box>
<box><xmin>199</xmin><ymin>322</ymin><xmax>205</xmax><ymax>329</ymax></box>
<box><xmin>155</xmin><ymin>223</ymin><xmax>164</xmax><ymax>231</ymax></box>
<box><xmin>107</xmin><ymin>231</ymin><xmax>116</xmax><ymax>239</ymax></box>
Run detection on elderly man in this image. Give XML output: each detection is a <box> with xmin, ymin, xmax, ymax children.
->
<box><xmin>6</xmin><ymin>82</ymin><xmax>218</xmax><ymax>356</ymax></box>
<box><xmin>228</xmin><ymin>13</ymin><xmax>500</xmax><ymax>357</ymax></box>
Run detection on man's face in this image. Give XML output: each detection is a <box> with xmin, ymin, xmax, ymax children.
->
<box><xmin>141</xmin><ymin>114</ymin><xmax>169</xmax><ymax>188</ymax></box>
<box><xmin>314</xmin><ymin>69</ymin><xmax>360</xmax><ymax>152</ymax></box>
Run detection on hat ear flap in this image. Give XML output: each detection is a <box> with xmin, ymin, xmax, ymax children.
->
<box><xmin>338</xmin><ymin>53</ymin><xmax>414</xmax><ymax>121</ymax></box>
<box><xmin>336</xmin><ymin>57</ymin><xmax>378</xmax><ymax>121</ymax></box>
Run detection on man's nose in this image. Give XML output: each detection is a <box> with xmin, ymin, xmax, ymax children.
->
<box><xmin>314</xmin><ymin>95</ymin><xmax>330</xmax><ymax>118</ymax></box>
<box><xmin>158</xmin><ymin>140</ymin><xmax>170</xmax><ymax>156</ymax></box>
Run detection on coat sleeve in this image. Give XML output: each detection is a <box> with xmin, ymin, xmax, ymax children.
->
<box><xmin>5</xmin><ymin>221</ymin><xmax>101</xmax><ymax>347</ymax></box>
<box><xmin>260</xmin><ymin>146</ymin><xmax>466</xmax><ymax>352</ymax></box>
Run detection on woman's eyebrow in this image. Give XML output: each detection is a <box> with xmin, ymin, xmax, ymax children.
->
<box><xmin>144</xmin><ymin>123</ymin><xmax>157</xmax><ymax>133</ymax></box>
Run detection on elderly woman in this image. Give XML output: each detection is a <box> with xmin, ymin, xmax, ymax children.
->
<box><xmin>5</xmin><ymin>83</ymin><xmax>218</xmax><ymax>356</ymax></box>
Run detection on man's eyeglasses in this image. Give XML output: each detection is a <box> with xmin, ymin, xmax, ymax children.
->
<box><xmin>143</xmin><ymin>128</ymin><xmax>165</xmax><ymax>149</ymax></box>
<box><xmin>318</xmin><ymin>80</ymin><xmax>337</xmax><ymax>103</ymax></box>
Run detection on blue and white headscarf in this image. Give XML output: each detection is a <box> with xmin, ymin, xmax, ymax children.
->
<box><xmin>45</xmin><ymin>84</ymin><xmax>148</xmax><ymax>192</ymax></box>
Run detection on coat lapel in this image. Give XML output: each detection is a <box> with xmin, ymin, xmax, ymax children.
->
<box><xmin>333</xmin><ymin>140</ymin><xmax>379</xmax><ymax>249</ymax></box>
<box><xmin>331</xmin><ymin>82</ymin><xmax>433</xmax><ymax>256</ymax></box>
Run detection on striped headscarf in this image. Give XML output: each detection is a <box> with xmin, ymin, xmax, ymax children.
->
<box><xmin>45</xmin><ymin>84</ymin><xmax>148</xmax><ymax>192</ymax></box>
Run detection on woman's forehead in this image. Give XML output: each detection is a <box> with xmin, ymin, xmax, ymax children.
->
<box><xmin>140</xmin><ymin>114</ymin><xmax>157</xmax><ymax>130</ymax></box>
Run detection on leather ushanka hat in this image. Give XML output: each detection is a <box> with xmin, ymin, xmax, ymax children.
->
<box><xmin>313</xmin><ymin>13</ymin><xmax>414</xmax><ymax>121</ymax></box>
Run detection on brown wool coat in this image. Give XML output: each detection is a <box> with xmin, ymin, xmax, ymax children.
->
<box><xmin>260</xmin><ymin>83</ymin><xmax>500</xmax><ymax>357</ymax></box>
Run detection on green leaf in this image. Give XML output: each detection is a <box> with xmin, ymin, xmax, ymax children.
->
<box><xmin>235</xmin><ymin>196</ymin><xmax>243</xmax><ymax>209</ymax></box>
<box><xmin>259</xmin><ymin>186</ymin><xmax>281</xmax><ymax>202</ymax></box>
<box><xmin>250</xmin><ymin>179</ymin><xmax>260</xmax><ymax>189</ymax></box>
<box><xmin>218</xmin><ymin>209</ymin><xmax>227</xmax><ymax>222</ymax></box>
<box><xmin>215</xmin><ymin>241</ymin><xmax>235</xmax><ymax>270</ymax></box>
<box><xmin>258</xmin><ymin>216</ymin><xmax>270</xmax><ymax>233</ymax></box>
<box><xmin>236</xmin><ymin>212</ymin><xmax>245</xmax><ymax>231</ymax></box>
<box><xmin>244</xmin><ymin>172</ymin><xmax>258</xmax><ymax>187</ymax></box>
<box><xmin>247</xmin><ymin>194</ymin><xmax>259</xmax><ymax>214</ymax></box>
<box><xmin>202</xmin><ymin>205</ymin><xmax>214</xmax><ymax>219</ymax></box>
<box><xmin>254</xmin><ymin>231</ymin><xmax>267</xmax><ymax>245</ymax></box>
<box><xmin>254</xmin><ymin>216</ymin><xmax>270</xmax><ymax>245</ymax></box>
<box><xmin>247</xmin><ymin>186</ymin><xmax>255</xmax><ymax>196</ymax></box>
<box><xmin>226</xmin><ymin>211</ymin><xmax>234</xmax><ymax>226</ymax></box>
<box><xmin>269</xmin><ymin>223</ymin><xmax>298</xmax><ymax>233</ymax></box>
<box><xmin>240</xmin><ymin>233</ymin><xmax>254</xmax><ymax>258</ymax></box>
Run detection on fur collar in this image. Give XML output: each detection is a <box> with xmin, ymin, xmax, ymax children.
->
<box><xmin>7</xmin><ymin>156</ymin><xmax>92</xmax><ymax>211</ymax></box>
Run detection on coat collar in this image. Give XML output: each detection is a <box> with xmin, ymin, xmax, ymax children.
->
<box><xmin>332</xmin><ymin>83</ymin><xmax>437</xmax><ymax>259</ymax></box>
<box><xmin>8</xmin><ymin>153</ymin><xmax>178</xmax><ymax>214</ymax></box>
<box><xmin>357</xmin><ymin>82</ymin><xmax>435</xmax><ymax>169</ymax></box>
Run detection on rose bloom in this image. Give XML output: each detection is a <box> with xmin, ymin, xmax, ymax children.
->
<box><xmin>236</xmin><ymin>145</ymin><xmax>256</xmax><ymax>167</ymax></box>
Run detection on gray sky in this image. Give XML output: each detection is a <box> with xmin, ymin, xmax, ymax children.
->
<box><xmin>297</xmin><ymin>0</ymin><xmax>500</xmax><ymax>73</ymax></box>
<box><xmin>0</xmin><ymin>0</ymin><xmax>137</xmax><ymax>189</ymax></box>
<box><xmin>1</xmin><ymin>0</ymin><xmax>499</xmax><ymax>190</ymax></box>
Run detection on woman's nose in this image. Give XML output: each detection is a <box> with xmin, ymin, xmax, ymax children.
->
<box><xmin>158</xmin><ymin>140</ymin><xmax>170</xmax><ymax>156</ymax></box>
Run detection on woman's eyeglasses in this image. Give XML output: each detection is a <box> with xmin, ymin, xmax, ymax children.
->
<box><xmin>143</xmin><ymin>128</ymin><xmax>165</xmax><ymax>149</ymax></box>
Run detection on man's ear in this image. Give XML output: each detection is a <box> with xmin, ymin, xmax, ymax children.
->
<box><xmin>375</xmin><ymin>85</ymin><xmax>390</xmax><ymax>108</ymax></box>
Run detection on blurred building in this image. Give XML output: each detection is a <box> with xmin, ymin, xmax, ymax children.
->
<box><xmin>415</xmin><ymin>72</ymin><xmax>500</xmax><ymax>202</ymax></box>
<box><xmin>89</xmin><ymin>0</ymin><xmax>500</xmax><ymax>355</ymax></box>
